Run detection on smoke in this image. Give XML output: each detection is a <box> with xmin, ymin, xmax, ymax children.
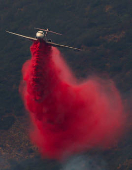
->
<box><xmin>62</xmin><ymin>154</ymin><xmax>107</xmax><ymax>170</ymax></box>
<box><xmin>19</xmin><ymin>40</ymin><xmax>125</xmax><ymax>160</ymax></box>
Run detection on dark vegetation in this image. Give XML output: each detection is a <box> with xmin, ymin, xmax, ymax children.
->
<box><xmin>7</xmin><ymin>157</ymin><xmax>61</xmax><ymax>170</ymax></box>
<box><xmin>0</xmin><ymin>0</ymin><xmax>132</xmax><ymax>169</ymax></box>
<box><xmin>0</xmin><ymin>116</ymin><xmax>15</xmax><ymax>130</ymax></box>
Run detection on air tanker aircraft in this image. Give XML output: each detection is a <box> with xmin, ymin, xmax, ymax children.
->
<box><xmin>6</xmin><ymin>28</ymin><xmax>82</xmax><ymax>51</ymax></box>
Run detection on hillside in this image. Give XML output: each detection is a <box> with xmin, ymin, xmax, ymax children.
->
<box><xmin>0</xmin><ymin>0</ymin><xmax>132</xmax><ymax>170</ymax></box>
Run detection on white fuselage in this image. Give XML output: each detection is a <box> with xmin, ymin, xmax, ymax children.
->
<box><xmin>36</xmin><ymin>31</ymin><xmax>44</xmax><ymax>39</ymax></box>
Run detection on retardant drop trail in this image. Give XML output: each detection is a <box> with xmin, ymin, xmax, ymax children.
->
<box><xmin>20</xmin><ymin>40</ymin><xmax>125</xmax><ymax>160</ymax></box>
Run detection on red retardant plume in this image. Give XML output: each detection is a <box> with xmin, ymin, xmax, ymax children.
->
<box><xmin>20</xmin><ymin>40</ymin><xmax>125</xmax><ymax>160</ymax></box>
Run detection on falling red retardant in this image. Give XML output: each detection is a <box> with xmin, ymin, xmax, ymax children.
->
<box><xmin>20</xmin><ymin>40</ymin><xmax>125</xmax><ymax>160</ymax></box>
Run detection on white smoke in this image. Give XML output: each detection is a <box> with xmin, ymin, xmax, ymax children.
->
<box><xmin>62</xmin><ymin>154</ymin><xmax>107</xmax><ymax>170</ymax></box>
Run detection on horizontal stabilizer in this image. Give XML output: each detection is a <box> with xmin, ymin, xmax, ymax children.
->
<box><xmin>34</xmin><ymin>28</ymin><xmax>62</xmax><ymax>35</ymax></box>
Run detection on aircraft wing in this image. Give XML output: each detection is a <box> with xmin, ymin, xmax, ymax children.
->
<box><xmin>6</xmin><ymin>31</ymin><xmax>82</xmax><ymax>51</ymax></box>
<box><xmin>46</xmin><ymin>41</ymin><xmax>82</xmax><ymax>51</ymax></box>
<box><xmin>6</xmin><ymin>31</ymin><xmax>37</xmax><ymax>41</ymax></box>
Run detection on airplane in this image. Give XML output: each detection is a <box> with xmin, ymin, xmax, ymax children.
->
<box><xmin>6</xmin><ymin>28</ymin><xmax>82</xmax><ymax>51</ymax></box>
